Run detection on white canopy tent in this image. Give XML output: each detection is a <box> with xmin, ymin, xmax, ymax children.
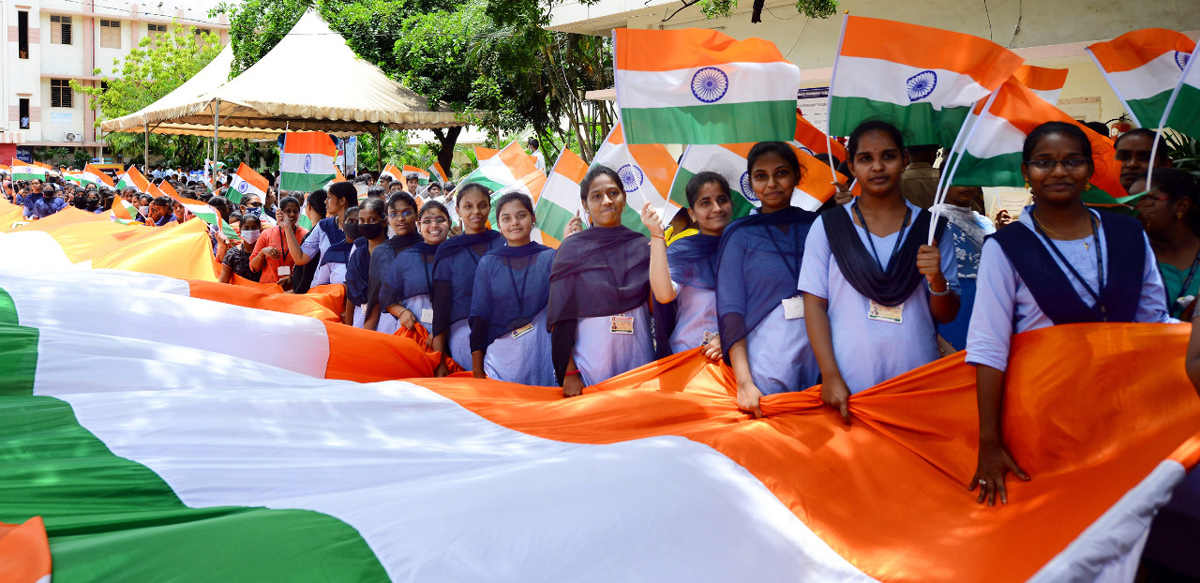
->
<box><xmin>101</xmin><ymin>10</ymin><xmax>467</xmax><ymax>168</ymax></box>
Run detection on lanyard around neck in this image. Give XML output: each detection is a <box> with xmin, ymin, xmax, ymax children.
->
<box><xmin>852</xmin><ymin>202</ymin><xmax>911</xmax><ymax>272</ymax></box>
<box><xmin>1031</xmin><ymin>212</ymin><xmax>1105</xmax><ymax>310</ymax></box>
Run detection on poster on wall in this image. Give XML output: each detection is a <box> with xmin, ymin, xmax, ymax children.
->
<box><xmin>796</xmin><ymin>87</ymin><xmax>830</xmax><ymax>135</ymax></box>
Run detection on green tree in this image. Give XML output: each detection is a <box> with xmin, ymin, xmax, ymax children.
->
<box><xmin>73</xmin><ymin>22</ymin><xmax>226</xmax><ymax>168</ymax></box>
<box><xmin>691</xmin><ymin>0</ymin><xmax>838</xmax><ymax>22</ymax></box>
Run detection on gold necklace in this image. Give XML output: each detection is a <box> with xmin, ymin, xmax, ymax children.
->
<box><xmin>1032</xmin><ymin>210</ymin><xmax>1090</xmax><ymax>249</ymax></box>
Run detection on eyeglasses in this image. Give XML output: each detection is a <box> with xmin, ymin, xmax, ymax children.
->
<box><xmin>419</xmin><ymin>217</ymin><xmax>448</xmax><ymax>226</ymax></box>
<box><xmin>388</xmin><ymin>210</ymin><xmax>415</xmax><ymax>219</ymax></box>
<box><xmin>247</xmin><ymin>202</ymin><xmax>263</xmax><ymax>208</ymax></box>
<box><xmin>1025</xmin><ymin>158</ymin><xmax>1090</xmax><ymax>172</ymax></box>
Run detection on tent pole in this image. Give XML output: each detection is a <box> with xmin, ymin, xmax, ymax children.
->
<box><xmin>212</xmin><ymin>99</ymin><xmax>221</xmax><ymax>178</ymax></box>
<box><xmin>143</xmin><ymin>124</ymin><xmax>149</xmax><ymax>174</ymax></box>
<box><xmin>376</xmin><ymin>126</ymin><xmax>383</xmax><ymax>175</ymax></box>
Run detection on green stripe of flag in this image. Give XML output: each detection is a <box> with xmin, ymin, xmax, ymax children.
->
<box><xmin>1127</xmin><ymin>89</ymin><xmax>1174</xmax><ymax>133</ymax></box>
<box><xmin>669</xmin><ymin>166</ymin><xmax>755</xmax><ymax>219</ymax></box>
<box><xmin>0</xmin><ymin>315</ymin><xmax>389</xmax><ymax>582</ymax></box>
<box><xmin>621</xmin><ymin>101</ymin><xmax>796</xmax><ymax>145</ymax></box>
<box><xmin>829</xmin><ymin>97</ymin><xmax>971</xmax><ymax>146</ymax></box>
<box><xmin>534</xmin><ymin>197</ymin><xmax>578</xmax><ymax>242</ymax></box>
<box><xmin>280</xmin><ymin>171</ymin><xmax>336</xmax><ymax>193</ymax></box>
<box><xmin>1166</xmin><ymin>83</ymin><xmax>1200</xmax><ymax>139</ymax></box>
<box><xmin>948</xmin><ymin>151</ymin><xmax>1024</xmax><ymax>188</ymax></box>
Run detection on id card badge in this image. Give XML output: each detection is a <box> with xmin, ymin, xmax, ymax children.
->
<box><xmin>276</xmin><ymin>265</ymin><xmax>292</xmax><ymax>277</ymax></box>
<box><xmin>868</xmin><ymin>300</ymin><xmax>904</xmax><ymax>324</ymax></box>
<box><xmin>511</xmin><ymin>323</ymin><xmax>535</xmax><ymax>339</ymax></box>
<box><xmin>782</xmin><ymin>295</ymin><xmax>805</xmax><ymax>320</ymax></box>
<box><xmin>610</xmin><ymin>314</ymin><xmax>635</xmax><ymax>335</ymax></box>
<box><xmin>702</xmin><ymin>331</ymin><xmax>717</xmax><ymax>345</ymax></box>
<box><xmin>420</xmin><ymin>308</ymin><xmax>434</xmax><ymax>325</ymax></box>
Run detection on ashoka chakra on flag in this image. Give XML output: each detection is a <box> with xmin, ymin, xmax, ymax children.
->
<box><xmin>691</xmin><ymin>67</ymin><xmax>730</xmax><ymax>103</ymax></box>
<box><xmin>739</xmin><ymin>172</ymin><xmax>758</xmax><ymax>201</ymax></box>
<box><xmin>906</xmin><ymin>70</ymin><xmax>938</xmax><ymax>102</ymax></box>
<box><xmin>1177</xmin><ymin>51</ymin><xmax>1191</xmax><ymax>71</ymax></box>
<box><xmin>618</xmin><ymin>164</ymin><xmax>644</xmax><ymax>192</ymax></box>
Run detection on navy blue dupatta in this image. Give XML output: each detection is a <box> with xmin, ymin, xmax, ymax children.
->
<box><xmin>468</xmin><ymin>243</ymin><xmax>556</xmax><ymax>352</ymax></box>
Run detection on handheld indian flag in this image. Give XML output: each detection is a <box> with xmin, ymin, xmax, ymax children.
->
<box><xmin>428</xmin><ymin>161</ymin><xmax>449</xmax><ymax>183</ymax></box>
<box><xmin>380</xmin><ymin>163</ymin><xmax>403</xmax><ymax>182</ymax></box>
<box><xmin>1166</xmin><ymin>43</ymin><xmax>1200</xmax><ymax>140</ymax></box>
<box><xmin>948</xmin><ymin>76</ymin><xmax>1125</xmax><ymax>206</ymax></box>
<box><xmin>1013</xmin><ymin>65</ymin><xmax>1068</xmax><ymax>106</ymax></box>
<box><xmin>10</xmin><ymin>161</ymin><xmax>46</xmax><ymax>181</ymax></box>
<box><xmin>458</xmin><ymin>140</ymin><xmax>545</xmax><ymax>226</ymax></box>
<box><xmin>589</xmin><ymin>123</ymin><xmax>679</xmax><ymax>234</ymax></box>
<box><xmin>667</xmin><ymin>143</ymin><xmax>844</xmax><ymax>218</ymax></box>
<box><xmin>474</xmin><ymin>147</ymin><xmax>498</xmax><ymax>162</ymax></box>
<box><xmin>325</xmin><ymin>166</ymin><xmax>347</xmax><ymax>189</ymax></box>
<box><xmin>280</xmin><ymin>132</ymin><xmax>337</xmax><ymax>192</ymax></box>
<box><xmin>32</xmin><ymin>161</ymin><xmax>52</xmax><ymax>170</ymax></box>
<box><xmin>1086</xmin><ymin>28</ymin><xmax>1196</xmax><ymax>129</ymax></box>
<box><xmin>115</xmin><ymin>165</ymin><xmax>150</xmax><ymax>193</ymax></box>
<box><xmin>829</xmin><ymin>16</ymin><xmax>1023</xmax><ymax>146</ymax></box>
<box><xmin>227</xmin><ymin>163</ymin><xmax>269</xmax><ymax>205</ymax></box>
<box><xmin>403</xmin><ymin>166</ymin><xmax>430</xmax><ymax>186</ymax></box>
<box><xmin>536</xmin><ymin>148</ymin><xmax>588</xmax><ymax>248</ymax></box>
<box><xmin>158</xmin><ymin>181</ymin><xmax>241</xmax><ymax>242</ymax></box>
<box><xmin>793</xmin><ymin>111</ymin><xmax>848</xmax><ymax>163</ymax></box>
<box><xmin>614</xmin><ymin>28</ymin><xmax>800</xmax><ymax>145</ymax></box>
<box><xmin>111</xmin><ymin>196</ymin><xmax>143</xmax><ymax>224</ymax></box>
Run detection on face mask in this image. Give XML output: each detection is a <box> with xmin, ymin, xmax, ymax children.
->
<box><xmin>343</xmin><ymin>222</ymin><xmax>360</xmax><ymax>241</ymax></box>
<box><xmin>139</xmin><ymin>206</ymin><xmax>150</xmax><ymax>216</ymax></box>
<box><xmin>358</xmin><ymin>222</ymin><xmax>384</xmax><ymax>240</ymax></box>
<box><xmin>240</xmin><ymin>229</ymin><xmax>261</xmax><ymax>244</ymax></box>
<box><xmin>87</xmin><ymin>199</ymin><xmax>99</xmax><ymax>210</ymax></box>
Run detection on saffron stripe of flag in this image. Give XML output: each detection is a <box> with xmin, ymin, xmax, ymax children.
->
<box><xmin>535</xmin><ymin>148</ymin><xmax>588</xmax><ymax>248</ymax></box>
<box><xmin>32</xmin><ymin>162</ymin><xmax>52</xmax><ymax>170</ymax></box>
<box><xmin>380</xmin><ymin>163</ymin><xmax>403</xmax><ymax>182</ymax></box>
<box><xmin>1013</xmin><ymin>64</ymin><xmax>1069</xmax><ymax>106</ymax></box>
<box><xmin>227</xmin><ymin>163</ymin><xmax>269</xmax><ymax>205</ymax></box>
<box><xmin>65</xmin><ymin>164</ymin><xmax>115</xmax><ymax>189</ymax></box>
<box><xmin>157</xmin><ymin>181</ymin><xmax>241</xmax><ymax>242</ymax></box>
<box><xmin>829</xmin><ymin>16</ymin><xmax>1024</xmax><ymax>146</ymax></box>
<box><xmin>325</xmin><ymin>166</ymin><xmax>347</xmax><ymax>189</ymax></box>
<box><xmin>115</xmin><ymin>165</ymin><xmax>150</xmax><ymax>193</ymax></box>
<box><xmin>589</xmin><ymin>122</ymin><xmax>680</xmax><ymax>234</ymax></box>
<box><xmin>458</xmin><ymin>141</ymin><xmax>545</xmax><ymax>228</ymax></box>
<box><xmin>280</xmin><ymin>132</ymin><xmax>338</xmax><ymax>192</ymax></box>
<box><xmin>1086</xmin><ymin>28</ymin><xmax>1196</xmax><ymax>129</ymax></box>
<box><xmin>950</xmin><ymin>76</ymin><xmax>1125</xmax><ymax>205</ymax></box>
<box><xmin>111</xmin><ymin>197</ymin><xmax>142</xmax><ymax>223</ymax></box>
<box><xmin>403</xmin><ymin>165</ymin><xmax>431</xmax><ymax>185</ymax></box>
<box><xmin>668</xmin><ymin>143</ymin><xmax>843</xmax><ymax>217</ymax></box>
<box><xmin>793</xmin><ymin>111</ymin><xmax>849</xmax><ymax>163</ymax></box>
<box><xmin>614</xmin><ymin>28</ymin><xmax>800</xmax><ymax>145</ymax></box>
<box><xmin>474</xmin><ymin>147</ymin><xmax>498</xmax><ymax>163</ymax></box>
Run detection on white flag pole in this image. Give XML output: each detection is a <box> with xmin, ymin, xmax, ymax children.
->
<box><xmin>928</xmin><ymin>88</ymin><xmax>1000</xmax><ymax>245</ymax></box>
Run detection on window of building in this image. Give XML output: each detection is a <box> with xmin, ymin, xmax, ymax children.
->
<box><xmin>17</xmin><ymin>11</ymin><xmax>29</xmax><ymax>59</ymax></box>
<box><xmin>100</xmin><ymin>19</ymin><xmax>121</xmax><ymax>49</ymax></box>
<box><xmin>50</xmin><ymin>15</ymin><xmax>73</xmax><ymax>45</ymax></box>
<box><xmin>196</xmin><ymin>28</ymin><xmax>211</xmax><ymax>36</ymax></box>
<box><xmin>50</xmin><ymin>79</ymin><xmax>73</xmax><ymax>108</ymax></box>
<box><xmin>19</xmin><ymin>99</ymin><xmax>30</xmax><ymax>129</ymax></box>
<box><xmin>147</xmin><ymin>23</ymin><xmax>167</xmax><ymax>35</ymax></box>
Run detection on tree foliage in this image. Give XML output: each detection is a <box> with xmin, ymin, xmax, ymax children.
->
<box><xmin>73</xmin><ymin>23</ymin><xmax>229</xmax><ymax>167</ymax></box>
<box><xmin>696</xmin><ymin>0</ymin><xmax>839</xmax><ymax>20</ymax></box>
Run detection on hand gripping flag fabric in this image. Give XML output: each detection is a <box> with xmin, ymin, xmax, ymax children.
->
<box><xmin>949</xmin><ymin>76</ymin><xmax>1125</xmax><ymax>205</ymax></box>
<box><xmin>280</xmin><ymin>132</ymin><xmax>338</xmax><ymax>192</ymax></box>
<box><xmin>227</xmin><ymin>163</ymin><xmax>269</xmax><ymax>205</ymax></box>
<box><xmin>1086</xmin><ymin>28</ymin><xmax>1197</xmax><ymax>129</ymax></box>
<box><xmin>115</xmin><ymin>165</ymin><xmax>150</xmax><ymax>193</ymax></box>
<box><xmin>667</xmin><ymin>142</ymin><xmax>843</xmax><ymax>217</ymax></box>
<box><xmin>829</xmin><ymin>16</ymin><xmax>1024</xmax><ymax>146</ymax></box>
<box><xmin>0</xmin><ymin>263</ymin><xmax>1197</xmax><ymax>582</ymax></box>
<box><xmin>590</xmin><ymin>122</ymin><xmax>680</xmax><ymax>233</ymax></box>
<box><xmin>1013</xmin><ymin>64</ymin><xmax>1069</xmax><ymax>107</ymax></box>
<box><xmin>536</xmin><ymin>148</ymin><xmax>589</xmax><ymax>247</ymax></box>
<box><xmin>614</xmin><ymin>27</ymin><xmax>800</xmax><ymax>145</ymax></box>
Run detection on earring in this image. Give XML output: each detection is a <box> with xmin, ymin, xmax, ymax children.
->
<box><xmin>1177</xmin><ymin>213</ymin><xmax>1184</xmax><ymax>219</ymax></box>
<box><xmin>1023</xmin><ymin>181</ymin><xmax>1029</xmax><ymax>189</ymax></box>
<box><xmin>1085</xmin><ymin>184</ymin><xmax>1092</xmax><ymax>191</ymax></box>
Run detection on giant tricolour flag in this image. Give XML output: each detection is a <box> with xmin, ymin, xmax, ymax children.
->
<box><xmin>829</xmin><ymin>16</ymin><xmax>1024</xmax><ymax>146</ymax></box>
<box><xmin>1086</xmin><ymin>28</ymin><xmax>1196</xmax><ymax>129</ymax></box>
<box><xmin>614</xmin><ymin>28</ymin><xmax>800</xmax><ymax>145</ymax></box>
<box><xmin>590</xmin><ymin>123</ymin><xmax>679</xmax><ymax>233</ymax></box>
<box><xmin>227</xmin><ymin>163</ymin><xmax>269</xmax><ymax>205</ymax></box>
<box><xmin>950</xmin><ymin>76</ymin><xmax>1125</xmax><ymax>205</ymax></box>
<box><xmin>667</xmin><ymin>142</ymin><xmax>843</xmax><ymax>217</ymax></box>
<box><xmin>280</xmin><ymin>132</ymin><xmax>337</xmax><ymax>192</ymax></box>
<box><xmin>115</xmin><ymin>165</ymin><xmax>150</xmax><ymax>193</ymax></box>
<box><xmin>1013</xmin><ymin>64</ymin><xmax>1069</xmax><ymax>106</ymax></box>
<box><xmin>535</xmin><ymin>148</ymin><xmax>588</xmax><ymax>247</ymax></box>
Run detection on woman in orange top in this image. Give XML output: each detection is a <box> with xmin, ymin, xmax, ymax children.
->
<box><xmin>250</xmin><ymin>195</ymin><xmax>308</xmax><ymax>288</ymax></box>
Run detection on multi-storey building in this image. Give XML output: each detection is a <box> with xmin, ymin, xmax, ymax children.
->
<box><xmin>1</xmin><ymin>0</ymin><xmax>228</xmax><ymax>165</ymax></box>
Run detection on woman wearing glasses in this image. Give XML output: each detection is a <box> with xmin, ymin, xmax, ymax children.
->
<box><xmin>468</xmin><ymin>193</ymin><xmax>558</xmax><ymax>385</ymax></box>
<box><xmin>382</xmin><ymin>201</ymin><xmax>452</xmax><ymax>337</ymax></box>
<box><xmin>431</xmin><ymin>184</ymin><xmax>504</xmax><ymax>375</ymax></box>
<box><xmin>966</xmin><ymin>121</ymin><xmax>1170</xmax><ymax>507</ymax></box>
<box><xmin>363</xmin><ymin>192</ymin><xmax>422</xmax><ymax>333</ymax></box>
<box><xmin>1131</xmin><ymin>169</ymin><xmax>1200</xmax><ymax>318</ymax></box>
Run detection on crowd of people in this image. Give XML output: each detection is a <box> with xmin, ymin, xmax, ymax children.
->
<box><xmin>3</xmin><ymin>121</ymin><xmax>1198</xmax><ymax>512</ymax></box>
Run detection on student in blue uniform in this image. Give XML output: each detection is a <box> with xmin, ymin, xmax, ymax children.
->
<box><xmin>640</xmin><ymin>171</ymin><xmax>732</xmax><ymax>359</ymax></box>
<box><xmin>432</xmin><ymin>184</ymin><xmax>504</xmax><ymax>375</ymax></box>
<box><xmin>799</xmin><ymin>120</ymin><xmax>960</xmax><ymax>423</ymax></box>
<box><xmin>283</xmin><ymin>182</ymin><xmax>354</xmax><ymax>279</ymax></box>
<box><xmin>382</xmin><ymin>201</ymin><xmax>451</xmax><ymax>339</ymax></box>
<box><xmin>548</xmin><ymin>166</ymin><xmax>654</xmax><ymax>397</ymax></box>
<box><xmin>966</xmin><ymin>121</ymin><xmax>1170</xmax><ymax>506</ymax></box>
<box><xmin>469</xmin><ymin>193</ymin><xmax>557</xmax><ymax>386</ymax></box>
<box><xmin>365</xmin><ymin>192</ymin><xmax>422</xmax><ymax>334</ymax></box>
<box><xmin>314</xmin><ymin>206</ymin><xmax>357</xmax><ymax>287</ymax></box>
<box><xmin>717</xmin><ymin>142</ymin><xmax>820</xmax><ymax>418</ymax></box>
<box><xmin>344</xmin><ymin>198</ymin><xmax>388</xmax><ymax>327</ymax></box>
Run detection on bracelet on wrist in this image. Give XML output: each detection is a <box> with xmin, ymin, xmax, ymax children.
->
<box><xmin>650</xmin><ymin>233</ymin><xmax>665</xmax><ymax>240</ymax></box>
<box><xmin>564</xmin><ymin>369</ymin><xmax>581</xmax><ymax>377</ymax></box>
<box><xmin>927</xmin><ymin>280</ymin><xmax>951</xmax><ymax>296</ymax></box>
